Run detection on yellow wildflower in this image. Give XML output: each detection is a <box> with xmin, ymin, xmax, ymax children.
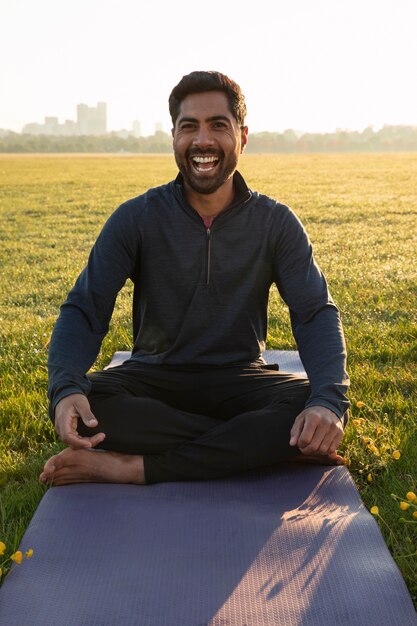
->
<box><xmin>367</xmin><ymin>473</ymin><xmax>373</xmax><ymax>483</ymax></box>
<box><xmin>25</xmin><ymin>549</ymin><xmax>34</xmax><ymax>559</ymax></box>
<box><xmin>0</xmin><ymin>541</ymin><xmax>6</xmax><ymax>556</ymax></box>
<box><xmin>406</xmin><ymin>491</ymin><xmax>417</xmax><ymax>502</ymax></box>
<box><xmin>370</xmin><ymin>506</ymin><xmax>379</xmax><ymax>515</ymax></box>
<box><xmin>400</xmin><ymin>501</ymin><xmax>410</xmax><ymax>511</ymax></box>
<box><xmin>413</xmin><ymin>512</ymin><xmax>417</xmax><ymax>520</ymax></box>
<box><xmin>356</xmin><ymin>401</ymin><xmax>365</xmax><ymax>408</ymax></box>
<box><xmin>11</xmin><ymin>551</ymin><xmax>23</xmax><ymax>564</ymax></box>
<box><xmin>368</xmin><ymin>444</ymin><xmax>380</xmax><ymax>456</ymax></box>
<box><xmin>391</xmin><ymin>450</ymin><xmax>401</xmax><ymax>460</ymax></box>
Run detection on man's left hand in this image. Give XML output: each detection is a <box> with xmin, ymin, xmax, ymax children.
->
<box><xmin>289</xmin><ymin>405</ymin><xmax>344</xmax><ymax>456</ymax></box>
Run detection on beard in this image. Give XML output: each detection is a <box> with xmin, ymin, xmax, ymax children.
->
<box><xmin>173</xmin><ymin>146</ymin><xmax>239</xmax><ymax>195</ymax></box>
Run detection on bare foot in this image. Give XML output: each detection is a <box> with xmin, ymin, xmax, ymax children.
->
<box><xmin>290</xmin><ymin>451</ymin><xmax>345</xmax><ymax>466</ymax></box>
<box><xmin>39</xmin><ymin>447</ymin><xmax>145</xmax><ymax>486</ymax></box>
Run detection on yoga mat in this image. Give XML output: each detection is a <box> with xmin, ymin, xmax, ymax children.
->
<box><xmin>105</xmin><ymin>349</ymin><xmax>308</xmax><ymax>377</ymax></box>
<box><xmin>0</xmin><ymin>465</ymin><xmax>416</xmax><ymax>625</ymax></box>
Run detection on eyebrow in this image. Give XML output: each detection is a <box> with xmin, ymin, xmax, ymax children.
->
<box><xmin>178</xmin><ymin>115</ymin><xmax>232</xmax><ymax>124</ymax></box>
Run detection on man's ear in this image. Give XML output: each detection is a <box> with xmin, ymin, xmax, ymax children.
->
<box><xmin>171</xmin><ymin>128</ymin><xmax>175</xmax><ymax>138</ymax></box>
<box><xmin>241</xmin><ymin>126</ymin><xmax>248</xmax><ymax>152</ymax></box>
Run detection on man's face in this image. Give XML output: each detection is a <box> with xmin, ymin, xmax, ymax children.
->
<box><xmin>172</xmin><ymin>91</ymin><xmax>248</xmax><ymax>195</ymax></box>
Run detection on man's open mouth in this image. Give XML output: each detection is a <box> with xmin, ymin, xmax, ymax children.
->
<box><xmin>191</xmin><ymin>155</ymin><xmax>220</xmax><ymax>172</ymax></box>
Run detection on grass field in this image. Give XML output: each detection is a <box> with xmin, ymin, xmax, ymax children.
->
<box><xmin>0</xmin><ymin>153</ymin><xmax>416</xmax><ymax>601</ymax></box>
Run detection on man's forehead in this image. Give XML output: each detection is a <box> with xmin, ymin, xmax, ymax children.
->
<box><xmin>177</xmin><ymin>91</ymin><xmax>234</xmax><ymax>121</ymax></box>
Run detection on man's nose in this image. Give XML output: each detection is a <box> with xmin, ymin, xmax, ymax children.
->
<box><xmin>193</xmin><ymin>125</ymin><xmax>214</xmax><ymax>147</ymax></box>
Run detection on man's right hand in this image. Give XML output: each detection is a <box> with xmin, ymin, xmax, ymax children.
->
<box><xmin>54</xmin><ymin>394</ymin><xmax>106</xmax><ymax>449</ymax></box>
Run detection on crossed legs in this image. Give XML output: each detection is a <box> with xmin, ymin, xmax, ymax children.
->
<box><xmin>41</xmin><ymin>362</ymin><xmax>339</xmax><ymax>486</ymax></box>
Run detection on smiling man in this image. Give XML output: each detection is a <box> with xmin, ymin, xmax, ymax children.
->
<box><xmin>172</xmin><ymin>89</ymin><xmax>247</xmax><ymax>201</ymax></box>
<box><xmin>40</xmin><ymin>71</ymin><xmax>349</xmax><ymax>487</ymax></box>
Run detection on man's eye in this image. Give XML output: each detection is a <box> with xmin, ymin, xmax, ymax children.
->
<box><xmin>180</xmin><ymin>124</ymin><xmax>195</xmax><ymax>131</ymax></box>
<box><xmin>213</xmin><ymin>122</ymin><xmax>227</xmax><ymax>129</ymax></box>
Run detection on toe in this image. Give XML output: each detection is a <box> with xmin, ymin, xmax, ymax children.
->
<box><xmin>40</xmin><ymin>457</ymin><xmax>57</xmax><ymax>478</ymax></box>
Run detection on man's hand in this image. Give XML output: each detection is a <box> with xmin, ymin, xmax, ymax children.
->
<box><xmin>290</xmin><ymin>405</ymin><xmax>344</xmax><ymax>457</ymax></box>
<box><xmin>54</xmin><ymin>393</ymin><xmax>105</xmax><ymax>449</ymax></box>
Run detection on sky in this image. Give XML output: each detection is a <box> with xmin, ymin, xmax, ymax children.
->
<box><xmin>1</xmin><ymin>0</ymin><xmax>417</xmax><ymax>136</ymax></box>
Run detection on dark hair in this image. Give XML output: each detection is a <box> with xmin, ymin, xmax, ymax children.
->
<box><xmin>169</xmin><ymin>71</ymin><xmax>247</xmax><ymax>128</ymax></box>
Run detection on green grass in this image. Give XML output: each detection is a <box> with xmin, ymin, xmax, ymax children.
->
<box><xmin>0</xmin><ymin>153</ymin><xmax>416</xmax><ymax>600</ymax></box>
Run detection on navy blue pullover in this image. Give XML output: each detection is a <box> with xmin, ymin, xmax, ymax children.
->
<box><xmin>48</xmin><ymin>171</ymin><xmax>349</xmax><ymax>417</ymax></box>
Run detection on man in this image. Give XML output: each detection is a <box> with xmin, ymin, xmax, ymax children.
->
<box><xmin>40</xmin><ymin>71</ymin><xmax>349</xmax><ymax>487</ymax></box>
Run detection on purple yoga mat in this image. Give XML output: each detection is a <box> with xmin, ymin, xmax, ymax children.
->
<box><xmin>0</xmin><ymin>464</ymin><xmax>416</xmax><ymax>625</ymax></box>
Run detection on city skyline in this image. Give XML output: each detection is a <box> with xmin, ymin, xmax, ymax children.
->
<box><xmin>8</xmin><ymin>101</ymin><xmax>417</xmax><ymax>139</ymax></box>
<box><xmin>1</xmin><ymin>1</ymin><xmax>417</xmax><ymax>136</ymax></box>
<box><xmin>22</xmin><ymin>102</ymin><xmax>108</xmax><ymax>136</ymax></box>
<box><xmin>13</xmin><ymin>100</ymin><xmax>163</xmax><ymax>137</ymax></box>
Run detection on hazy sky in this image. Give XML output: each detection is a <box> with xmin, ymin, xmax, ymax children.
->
<box><xmin>1</xmin><ymin>0</ymin><xmax>416</xmax><ymax>135</ymax></box>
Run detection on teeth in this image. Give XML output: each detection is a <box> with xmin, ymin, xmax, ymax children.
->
<box><xmin>192</xmin><ymin>156</ymin><xmax>218</xmax><ymax>163</ymax></box>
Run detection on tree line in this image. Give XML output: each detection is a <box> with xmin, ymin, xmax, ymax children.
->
<box><xmin>1</xmin><ymin>125</ymin><xmax>416</xmax><ymax>153</ymax></box>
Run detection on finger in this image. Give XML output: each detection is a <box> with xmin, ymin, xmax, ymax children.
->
<box><xmin>55</xmin><ymin>412</ymin><xmax>80</xmax><ymax>439</ymax></box>
<box><xmin>61</xmin><ymin>430</ymin><xmax>98</xmax><ymax>449</ymax></box>
<box><xmin>318</xmin><ymin>418</ymin><xmax>344</xmax><ymax>452</ymax></box>
<box><xmin>74</xmin><ymin>397</ymin><xmax>98</xmax><ymax>428</ymax></box>
<box><xmin>39</xmin><ymin>454</ymin><xmax>59</xmax><ymax>483</ymax></box>
<box><xmin>303</xmin><ymin>421</ymin><xmax>344</xmax><ymax>455</ymax></box>
<box><xmin>88</xmin><ymin>432</ymin><xmax>106</xmax><ymax>448</ymax></box>
<box><xmin>319</xmin><ymin>427</ymin><xmax>344</xmax><ymax>455</ymax></box>
<box><xmin>289</xmin><ymin>414</ymin><xmax>305</xmax><ymax>446</ymax></box>
<box><xmin>65</xmin><ymin>431</ymin><xmax>106</xmax><ymax>450</ymax></box>
<box><xmin>296</xmin><ymin>418</ymin><xmax>322</xmax><ymax>451</ymax></box>
<box><xmin>331</xmin><ymin>452</ymin><xmax>345</xmax><ymax>465</ymax></box>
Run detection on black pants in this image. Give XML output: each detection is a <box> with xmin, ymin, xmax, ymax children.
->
<box><xmin>76</xmin><ymin>360</ymin><xmax>311</xmax><ymax>484</ymax></box>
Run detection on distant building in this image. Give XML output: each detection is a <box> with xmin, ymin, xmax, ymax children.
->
<box><xmin>22</xmin><ymin>102</ymin><xmax>107</xmax><ymax>136</ymax></box>
<box><xmin>44</xmin><ymin>117</ymin><xmax>59</xmax><ymax>134</ymax></box>
<box><xmin>22</xmin><ymin>122</ymin><xmax>44</xmax><ymax>135</ymax></box>
<box><xmin>113</xmin><ymin>129</ymin><xmax>130</xmax><ymax>139</ymax></box>
<box><xmin>132</xmin><ymin>120</ymin><xmax>141</xmax><ymax>138</ymax></box>
<box><xmin>76</xmin><ymin>102</ymin><xmax>107</xmax><ymax>135</ymax></box>
<box><xmin>63</xmin><ymin>120</ymin><xmax>76</xmax><ymax>135</ymax></box>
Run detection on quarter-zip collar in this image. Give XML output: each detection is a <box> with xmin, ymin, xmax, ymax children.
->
<box><xmin>171</xmin><ymin>170</ymin><xmax>252</xmax><ymax>227</ymax></box>
<box><xmin>171</xmin><ymin>171</ymin><xmax>253</xmax><ymax>287</ymax></box>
